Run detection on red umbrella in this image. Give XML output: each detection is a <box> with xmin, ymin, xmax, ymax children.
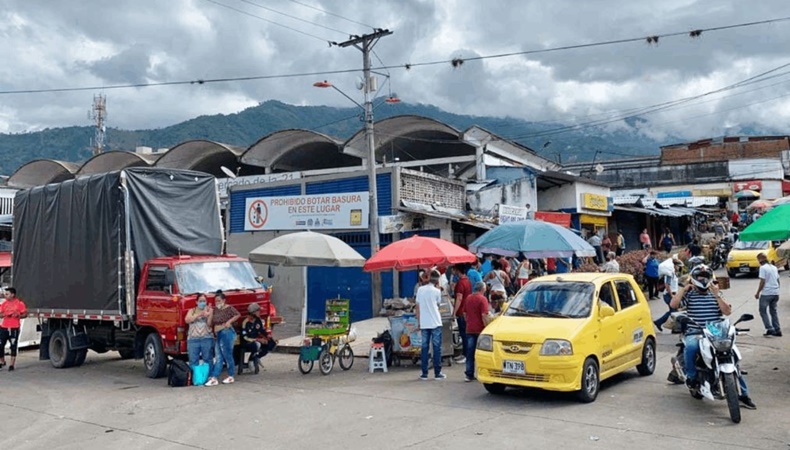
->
<box><xmin>363</xmin><ymin>235</ymin><xmax>477</xmax><ymax>272</ymax></box>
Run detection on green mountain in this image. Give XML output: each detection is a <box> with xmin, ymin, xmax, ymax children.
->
<box><xmin>0</xmin><ymin>100</ymin><xmax>667</xmax><ymax>176</ymax></box>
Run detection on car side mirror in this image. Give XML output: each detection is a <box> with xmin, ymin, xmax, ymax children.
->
<box><xmin>599</xmin><ymin>303</ymin><xmax>615</xmax><ymax>318</ymax></box>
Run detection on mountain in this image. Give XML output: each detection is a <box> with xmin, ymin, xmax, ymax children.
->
<box><xmin>0</xmin><ymin>100</ymin><xmax>677</xmax><ymax>176</ymax></box>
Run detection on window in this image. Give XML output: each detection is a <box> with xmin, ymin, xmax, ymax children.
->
<box><xmin>615</xmin><ymin>280</ymin><xmax>637</xmax><ymax>309</ymax></box>
<box><xmin>145</xmin><ymin>266</ymin><xmax>169</xmax><ymax>291</ymax></box>
<box><xmin>598</xmin><ymin>282</ymin><xmax>617</xmax><ymax>310</ymax></box>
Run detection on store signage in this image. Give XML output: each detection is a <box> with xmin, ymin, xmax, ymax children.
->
<box><xmin>244</xmin><ymin>192</ymin><xmax>369</xmax><ymax>231</ymax></box>
<box><xmin>498</xmin><ymin>204</ymin><xmax>528</xmax><ymax>223</ymax></box>
<box><xmin>693</xmin><ymin>188</ymin><xmax>731</xmax><ymax>197</ymax></box>
<box><xmin>732</xmin><ymin>180</ymin><xmax>762</xmax><ymax>192</ymax></box>
<box><xmin>378</xmin><ymin>213</ymin><xmax>418</xmax><ymax>234</ymax></box>
<box><xmin>534</xmin><ymin>211</ymin><xmax>571</xmax><ymax>227</ymax></box>
<box><xmin>657</xmin><ymin>191</ymin><xmax>691</xmax><ymax>198</ymax></box>
<box><xmin>218</xmin><ymin>172</ymin><xmax>301</xmax><ymax>198</ymax></box>
<box><xmin>581</xmin><ymin>193</ymin><xmax>609</xmax><ymax>211</ymax></box>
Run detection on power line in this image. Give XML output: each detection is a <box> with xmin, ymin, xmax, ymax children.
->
<box><xmin>201</xmin><ymin>0</ymin><xmax>333</xmax><ymax>44</ymax></box>
<box><xmin>235</xmin><ymin>0</ymin><xmax>349</xmax><ymax>35</ymax></box>
<box><xmin>285</xmin><ymin>0</ymin><xmax>374</xmax><ymax>29</ymax></box>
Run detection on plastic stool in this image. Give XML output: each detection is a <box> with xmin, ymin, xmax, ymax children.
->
<box><xmin>368</xmin><ymin>343</ymin><xmax>388</xmax><ymax>373</ymax></box>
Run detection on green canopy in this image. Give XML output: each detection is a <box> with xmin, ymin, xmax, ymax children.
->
<box><xmin>739</xmin><ymin>204</ymin><xmax>790</xmax><ymax>241</ymax></box>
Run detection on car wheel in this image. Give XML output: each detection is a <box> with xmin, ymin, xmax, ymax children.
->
<box><xmin>576</xmin><ymin>357</ymin><xmax>600</xmax><ymax>403</ymax></box>
<box><xmin>727</xmin><ymin>269</ymin><xmax>736</xmax><ymax>278</ymax></box>
<box><xmin>636</xmin><ymin>338</ymin><xmax>656</xmax><ymax>376</ymax></box>
<box><xmin>483</xmin><ymin>383</ymin><xmax>506</xmax><ymax>395</ymax></box>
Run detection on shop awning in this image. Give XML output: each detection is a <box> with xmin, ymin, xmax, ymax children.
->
<box><xmin>614</xmin><ymin>205</ymin><xmax>698</xmax><ymax>217</ymax></box>
<box><xmin>0</xmin><ymin>252</ymin><xmax>11</xmax><ymax>268</ymax></box>
<box><xmin>399</xmin><ymin>200</ymin><xmax>496</xmax><ymax>230</ymax></box>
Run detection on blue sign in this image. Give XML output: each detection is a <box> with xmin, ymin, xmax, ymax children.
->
<box><xmin>657</xmin><ymin>191</ymin><xmax>691</xmax><ymax>198</ymax></box>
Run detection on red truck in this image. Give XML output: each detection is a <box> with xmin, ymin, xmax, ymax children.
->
<box><xmin>12</xmin><ymin>168</ymin><xmax>277</xmax><ymax>378</ymax></box>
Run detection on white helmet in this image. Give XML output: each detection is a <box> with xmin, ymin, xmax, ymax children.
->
<box><xmin>690</xmin><ymin>264</ymin><xmax>713</xmax><ymax>291</ymax></box>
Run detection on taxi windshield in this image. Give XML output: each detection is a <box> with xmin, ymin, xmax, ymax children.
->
<box><xmin>733</xmin><ymin>240</ymin><xmax>768</xmax><ymax>250</ymax></box>
<box><xmin>505</xmin><ymin>282</ymin><xmax>594</xmax><ymax>319</ymax></box>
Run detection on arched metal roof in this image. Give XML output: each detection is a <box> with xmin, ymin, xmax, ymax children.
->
<box><xmin>241</xmin><ymin>129</ymin><xmax>360</xmax><ymax>172</ymax></box>
<box><xmin>343</xmin><ymin>115</ymin><xmax>474</xmax><ymax>162</ymax></box>
<box><xmin>77</xmin><ymin>151</ymin><xmax>159</xmax><ymax>177</ymax></box>
<box><xmin>7</xmin><ymin>159</ymin><xmax>80</xmax><ymax>189</ymax></box>
<box><xmin>154</xmin><ymin>140</ymin><xmax>243</xmax><ymax>177</ymax></box>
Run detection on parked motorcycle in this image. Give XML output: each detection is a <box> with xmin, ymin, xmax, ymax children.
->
<box><xmin>670</xmin><ymin>313</ymin><xmax>754</xmax><ymax>424</ymax></box>
<box><xmin>710</xmin><ymin>240</ymin><xmax>732</xmax><ymax>270</ymax></box>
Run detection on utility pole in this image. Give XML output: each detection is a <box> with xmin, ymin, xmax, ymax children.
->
<box><xmin>90</xmin><ymin>94</ymin><xmax>107</xmax><ymax>156</ymax></box>
<box><xmin>336</xmin><ymin>29</ymin><xmax>392</xmax><ymax>316</ymax></box>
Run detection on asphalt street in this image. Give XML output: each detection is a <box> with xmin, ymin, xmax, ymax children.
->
<box><xmin>1</xmin><ymin>271</ymin><xmax>789</xmax><ymax>450</ymax></box>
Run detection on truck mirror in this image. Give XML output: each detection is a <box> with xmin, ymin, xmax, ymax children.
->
<box><xmin>268</xmin><ymin>265</ymin><xmax>275</xmax><ymax>278</ymax></box>
<box><xmin>164</xmin><ymin>269</ymin><xmax>176</xmax><ymax>287</ymax></box>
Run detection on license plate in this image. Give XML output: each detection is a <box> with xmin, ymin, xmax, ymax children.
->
<box><xmin>503</xmin><ymin>360</ymin><xmax>525</xmax><ymax>375</ymax></box>
<box><xmin>739</xmin><ymin>267</ymin><xmax>750</xmax><ymax>273</ymax></box>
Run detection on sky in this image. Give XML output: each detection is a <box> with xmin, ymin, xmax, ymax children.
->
<box><xmin>2</xmin><ymin>0</ymin><xmax>790</xmax><ymax>143</ymax></box>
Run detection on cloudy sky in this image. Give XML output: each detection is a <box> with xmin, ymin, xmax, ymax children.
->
<box><xmin>2</xmin><ymin>0</ymin><xmax>790</xmax><ymax>142</ymax></box>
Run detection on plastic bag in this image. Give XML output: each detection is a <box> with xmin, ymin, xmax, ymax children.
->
<box><xmin>191</xmin><ymin>362</ymin><xmax>210</xmax><ymax>386</ymax></box>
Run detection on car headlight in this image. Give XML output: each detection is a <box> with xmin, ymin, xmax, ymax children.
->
<box><xmin>477</xmin><ymin>334</ymin><xmax>493</xmax><ymax>351</ymax></box>
<box><xmin>540</xmin><ymin>339</ymin><xmax>573</xmax><ymax>356</ymax></box>
<box><xmin>727</xmin><ymin>254</ymin><xmax>733</xmax><ymax>261</ymax></box>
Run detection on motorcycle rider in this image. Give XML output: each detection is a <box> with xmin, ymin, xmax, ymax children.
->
<box><xmin>669</xmin><ymin>264</ymin><xmax>756</xmax><ymax>409</ymax></box>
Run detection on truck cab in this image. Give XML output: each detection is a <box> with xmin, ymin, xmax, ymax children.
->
<box><xmin>135</xmin><ymin>254</ymin><xmax>277</xmax><ymax>378</ymax></box>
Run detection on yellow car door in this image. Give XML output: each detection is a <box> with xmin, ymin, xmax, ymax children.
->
<box><xmin>612</xmin><ymin>278</ymin><xmax>648</xmax><ymax>368</ymax></box>
<box><xmin>597</xmin><ymin>281</ymin><xmax>624</xmax><ymax>376</ymax></box>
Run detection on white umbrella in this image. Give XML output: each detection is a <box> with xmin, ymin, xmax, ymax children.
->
<box><xmin>248</xmin><ymin>231</ymin><xmax>366</xmax><ymax>338</ymax></box>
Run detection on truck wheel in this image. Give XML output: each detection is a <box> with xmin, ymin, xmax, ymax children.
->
<box><xmin>73</xmin><ymin>349</ymin><xmax>88</xmax><ymax>367</ymax></box>
<box><xmin>49</xmin><ymin>329</ymin><xmax>76</xmax><ymax>369</ymax></box>
<box><xmin>143</xmin><ymin>333</ymin><xmax>168</xmax><ymax>379</ymax></box>
<box><xmin>118</xmin><ymin>349</ymin><xmax>135</xmax><ymax>360</ymax></box>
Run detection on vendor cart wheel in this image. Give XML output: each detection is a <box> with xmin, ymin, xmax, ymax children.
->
<box><xmin>338</xmin><ymin>344</ymin><xmax>354</xmax><ymax>371</ymax></box>
<box><xmin>298</xmin><ymin>357</ymin><xmax>314</xmax><ymax>375</ymax></box>
<box><xmin>319</xmin><ymin>349</ymin><xmax>334</xmax><ymax>375</ymax></box>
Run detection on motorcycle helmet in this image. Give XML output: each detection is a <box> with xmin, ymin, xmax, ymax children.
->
<box><xmin>690</xmin><ymin>264</ymin><xmax>713</xmax><ymax>290</ymax></box>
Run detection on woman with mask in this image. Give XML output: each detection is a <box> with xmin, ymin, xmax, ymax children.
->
<box><xmin>185</xmin><ymin>293</ymin><xmax>214</xmax><ymax>382</ymax></box>
<box><xmin>207</xmin><ymin>291</ymin><xmax>241</xmax><ymax>386</ymax></box>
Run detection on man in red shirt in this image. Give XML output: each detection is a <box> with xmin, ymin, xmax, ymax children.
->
<box><xmin>0</xmin><ymin>287</ymin><xmax>28</xmax><ymax>371</ymax></box>
<box><xmin>453</xmin><ymin>265</ymin><xmax>473</xmax><ymax>364</ymax></box>
<box><xmin>464</xmin><ymin>281</ymin><xmax>490</xmax><ymax>382</ymax></box>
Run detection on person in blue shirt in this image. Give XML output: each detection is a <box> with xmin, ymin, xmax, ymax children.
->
<box><xmin>555</xmin><ymin>257</ymin><xmax>571</xmax><ymax>274</ymax></box>
<box><xmin>642</xmin><ymin>250</ymin><xmax>660</xmax><ymax>300</ymax></box>
<box><xmin>479</xmin><ymin>255</ymin><xmax>493</xmax><ymax>278</ymax></box>
<box><xmin>466</xmin><ymin>260</ymin><xmax>483</xmax><ymax>286</ymax></box>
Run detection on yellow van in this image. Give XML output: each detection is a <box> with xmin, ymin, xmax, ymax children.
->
<box><xmin>726</xmin><ymin>240</ymin><xmax>788</xmax><ymax>277</ymax></box>
<box><xmin>475</xmin><ymin>273</ymin><xmax>656</xmax><ymax>402</ymax></box>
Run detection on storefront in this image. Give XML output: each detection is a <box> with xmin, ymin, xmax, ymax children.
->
<box><xmin>575</xmin><ymin>193</ymin><xmax>611</xmax><ymax>237</ymax></box>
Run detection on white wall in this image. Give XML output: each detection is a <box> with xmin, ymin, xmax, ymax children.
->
<box><xmin>537</xmin><ymin>182</ymin><xmax>577</xmax><ymax>212</ymax></box>
<box><xmin>468</xmin><ymin>178</ymin><xmax>537</xmax><ymax>214</ymax></box>
<box><xmin>762</xmin><ymin>180</ymin><xmax>782</xmax><ymax>200</ymax></box>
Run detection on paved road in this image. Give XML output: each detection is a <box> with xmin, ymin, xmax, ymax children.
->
<box><xmin>1</xmin><ymin>272</ymin><xmax>789</xmax><ymax>449</ymax></box>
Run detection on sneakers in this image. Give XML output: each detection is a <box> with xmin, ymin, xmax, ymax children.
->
<box><xmin>464</xmin><ymin>375</ymin><xmax>476</xmax><ymax>382</ymax></box>
<box><xmin>435</xmin><ymin>373</ymin><xmax>447</xmax><ymax>380</ymax></box>
<box><xmin>8</xmin><ymin>365</ymin><xmax>13</xmax><ymax>372</ymax></box>
<box><xmin>253</xmin><ymin>359</ymin><xmax>261</xmax><ymax>375</ymax></box>
<box><xmin>205</xmin><ymin>377</ymin><xmax>219</xmax><ymax>386</ymax></box>
<box><xmin>739</xmin><ymin>396</ymin><xmax>757</xmax><ymax>410</ymax></box>
<box><xmin>454</xmin><ymin>357</ymin><xmax>467</xmax><ymax>364</ymax></box>
<box><xmin>419</xmin><ymin>374</ymin><xmax>429</xmax><ymax>381</ymax></box>
<box><xmin>774</xmin><ymin>330</ymin><xmax>783</xmax><ymax>337</ymax></box>
<box><xmin>222</xmin><ymin>376</ymin><xmax>235</xmax><ymax>384</ymax></box>
<box><xmin>764</xmin><ymin>331</ymin><xmax>775</xmax><ymax>338</ymax></box>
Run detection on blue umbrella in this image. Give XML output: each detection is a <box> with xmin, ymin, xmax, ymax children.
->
<box><xmin>469</xmin><ymin>220</ymin><xmax>597</xmax><ymax>258</ymax></box>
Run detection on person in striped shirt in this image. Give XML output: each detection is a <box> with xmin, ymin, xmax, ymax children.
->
<box><xmin>670</xmin><ymin>265</ymin><xmax>756</xmax><ymax>409</ymax></box>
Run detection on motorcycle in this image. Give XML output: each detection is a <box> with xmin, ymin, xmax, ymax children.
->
<box><xmin>670</xmin><ymin>313</ymin><xmax>754</xmax><ymax>424</ymax></box>
<box><xmin>710</xmin><ymin>240</ymin><xmax>732</xmax><ymax>271</ymax></box>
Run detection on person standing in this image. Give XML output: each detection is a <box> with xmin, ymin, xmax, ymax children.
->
<box><xmin>185</xmin><ymin>293</ymin><xmax>214</xmax><ymax>378</ymax></box>
<box><xmin>463</xmin><ymin>282</ymin><xmax>490</xmax><ymax>382</ymax></box>
<box><xmin>587</xmin><ymin>232</ymin><xmax>603</xmax><ymax>264</ymax></box>
<box><xmin>660</xmin><ymin>227</ymin><xmax>675</xmax><ymax>253</ymax></box>
<box><xmin>516</xmin><ymin>258</ymin><xmax>531</xmax><ymax>287</ymax></box>
<box><xmin>755</xmin><ymin>253</ymin><xmax>782</xmax><ymax>337</ymax></box>
<box><xmin>555</xmin><ymin>257</ymin><xmax>571</xmax><ymax>274</ymax></box>
<box><xmin>480</xmin><ymin>255</ymin><xmax>494</xmax><ymax>278</ymax></box>
<box><xmin>415</xmin><ymin>272</ymin><xmax>445</xmax><ymax>380</ymax></box>
<box><xmin>616</xmin><ymin>230</ymin><xmax>626</xmax><ymax>256</ymax></box>
<box><xmin>452</xmin><ymin>266</ymin><xmax>472</xmax><ymax>365</ymax></box>
<box><xmin>643</xmin><ymin>251</ymin><xmax>660</xmax><ymax>300</ymax></box>
<box><xmin>0</xmin><ymin>288</ymin><xmax>27</xmax><ymax>371</ymax></box>
<box><xmin>640</xmin><ymin>228</ymin><xmax>652</xmax><ymax>250</ymax></box>
<box><xmin>485</xmin><ymin>261</ymin><xmax>511</xmax><ymax>313</ymax></box>
<box><xmin>466</xmin><ymin>260</ymin><xmax>483</xmax><ymax>286</ymax></box>
<box><xmin>206</xmin><ymin>291</ymin><xmax>241</xmax><ymax>386</ymax></box>
<box><xmin>653</xmin><ymin>257</ymin><xmax>683</xmax><ymax>332</ymax></box>
<box><xmin>601</xmin><ymin>234</ymin><xmax>612</xmax><ymax>256</ymax></box>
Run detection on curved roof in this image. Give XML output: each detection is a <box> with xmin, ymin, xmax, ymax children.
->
<box><xmin>241</xmin><ymin>129</ymin><xmax>359</xmax><ymax>172</ymax></box>
<box><xmin>7</xmin><ymin>159</ymin><xmax>80</xmax><ymax>189</ymax></box>
<box><xmin>155</xmin><ymin>140</ymin><xmax>243</xmax><ymax>177</ymax></box>
<box><xmin>343</xmin><ymin>115</ymin><xmax>473</xmax><ymax>162</ymax></box>
<box><xmin>77</xmin><ymin>151</ymin><xmax>159</xmax><ymax>177</ymax></box>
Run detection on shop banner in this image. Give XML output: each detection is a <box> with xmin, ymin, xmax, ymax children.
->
<box><xmin>581</xmin><ymin>193</ymin><xmax>609</xmax><ymax>211</ymax></box>
<box><xmin>534</xmin><ymin>211</ymin><xmax>572</xmax><ymax>227</ymax></box>
<box><xmin>378</xmin><ymin>213</ymin><xmax>418</xmax><ymax>234</ymax></box>
<box><xmin>244</xmin><ymin>192</ymin><xmax>369</xmax><ymax>231</ymax></box>
<box><xmin>498</xmin><ymin>204</ymin><xmax>528</xmax><ymax>223</ymax></box>
<box><xmin>733</xmin><ymin>180</ymin><xmax>762</xmax><ymax>192</ymax></box>
<box><xmin>218</xmin><ymin>172</ymin><xmax>301</xmax><ymax>198</ymax></box>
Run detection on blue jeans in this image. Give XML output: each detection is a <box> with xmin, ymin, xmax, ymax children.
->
<box><xmin>465</xmin><ymin>334</ymin><xmax>479</xmax><ymax>379</ymax></box>
<box><xmin>211</xmin><ymin>328</ymin><xmax>236</xmax><ymax>379</ymax></box>
<box><xmin>654</xmin><ymin>292</ymin><xmax>676</xmax><ymax>328</ymax></box>
<box><xmin>421</xmin><ymin>327</ymin><xmax>443</xmax><ymax>377</ymax></box>
<box><xmin>683</xmin><ymin>334</ymin><xmax>749</xmax><ymax>396</ymax></box>
<box><xmin>456</xmin><ymin>316</ymin><xmax>467</xmax><ymax>357</ymax></box>
<box><xmin>187</xmin><ymin>337</ymin><xmax>214</xmax><ymax>374</ymax></box>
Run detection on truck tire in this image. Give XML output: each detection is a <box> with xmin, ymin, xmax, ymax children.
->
<box><xmin>49</xmin><ymin>329</ymin><xmax>77</xmax><ymax>369</ymax></box>
<box><xmin>73</xmin><ymin>349</ymin><xmax>88</xmax><ymax>367</ymax></box>
<box><xmin>143</xmin><ymin>333</ymin><xmax>168</xmax><ymax>379</ymax></box>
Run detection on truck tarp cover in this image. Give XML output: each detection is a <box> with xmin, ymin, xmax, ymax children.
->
<box><xmin>13</xmin><ymin>168</ymin><xmax>222</xmax><ymax>312</ymax></box>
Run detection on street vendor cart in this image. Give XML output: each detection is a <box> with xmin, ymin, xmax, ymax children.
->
<box><xmin>298</xmin><ymin>298</ymin><xmax>355</xmax><ymax>375</ymax></box>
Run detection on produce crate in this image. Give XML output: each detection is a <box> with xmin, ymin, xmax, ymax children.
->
<box><xmin>717</xmin><ymin>276</ymin><xmax>730</xmax><ymax>290</ymax></box>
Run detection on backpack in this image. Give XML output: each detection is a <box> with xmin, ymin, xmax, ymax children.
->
<box><xmin>168</xmin><ymin>359</ymin><xmax>191</xmax><ymax>387</ymax></box>
<box><xmin>372</xmin><ymin>330</ymin><xmax>394</xmax><ymax>367</ymax></box>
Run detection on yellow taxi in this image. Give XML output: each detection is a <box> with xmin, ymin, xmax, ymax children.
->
<box><xmin>475</xmin><ymin>273</ymin><xmax>656</xmax><ymax>402</ymax></box>
<box><xmin>726</xmin><ymin>240</ymin><xmax>788</xmax><ymax>277</ymax></box>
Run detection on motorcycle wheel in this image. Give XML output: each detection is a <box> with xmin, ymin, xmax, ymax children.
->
<box><xmin>723</xmin><ymin>372</ymin><xmax>741</xmax><ymax>424</ymax></box>
<box><xmin>711</xmin><ymin>257</ymin><xmax>721</xmax><ymax>271</ymax></box>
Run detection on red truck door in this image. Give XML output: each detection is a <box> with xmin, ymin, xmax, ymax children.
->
<box><xmin>136</xmin><ymin>265</ymin><xmax>182</xmax><ymax>355</ymax></box>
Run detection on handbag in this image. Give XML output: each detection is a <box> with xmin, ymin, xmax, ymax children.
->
<box><xmin>191</xmin><ymin>362</ymin><xmax>210</xmax><ymax>386</ymax></box>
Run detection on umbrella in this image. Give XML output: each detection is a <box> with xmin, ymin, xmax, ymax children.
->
<box><xmin>248</xmin><ymin>231</ymin><xmax>366</xmax><ymax>338</ymax></box>
<box><xmin>468</xmin><ymin>220</ymin><xmax>597</xmax><ymax>258</ymax></box>
<box><xmin>772</xmin><ymin>195</ymin><xmax>790</xmax><ymax>207</ymax></box>
<box><xmin>746</xmin><ymin>200</ymin><xmax>772</xmax><ymax>211</ymax></box>
<box><xmin>776</xmin><ymin>240</ymin><xmax>790</xmax><ymax>259</ymax></box>
<box><xmin>739</xmin><ymin>204</ymin><xmax>790</xmax><ymax>241</ymax></box>
<box><xmin>734</xmin><ymin>190</ymin><xmax>760</xmax><ymax>199</ymax></box>
<box><xmin>363</xmin><ymin>235</ymin><xmax>477</xmax><ymax>272</ymax></box>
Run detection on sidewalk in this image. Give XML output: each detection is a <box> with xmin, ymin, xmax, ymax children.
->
<box><xmin>274</xmin><ymin>317</ymin><xmax>390</xmax><ymax>359</ymax></box>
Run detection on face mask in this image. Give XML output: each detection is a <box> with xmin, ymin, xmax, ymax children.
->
<box><xmin>197</xmin><ymin>301</ymin><xmax>207</xmax><ymax>309</ymax></box>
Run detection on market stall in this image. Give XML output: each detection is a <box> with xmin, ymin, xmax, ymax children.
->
<box><xmin>364</xmin><ymin>235</ymin><xmax>477</xmax><ymax>367</ymax></box>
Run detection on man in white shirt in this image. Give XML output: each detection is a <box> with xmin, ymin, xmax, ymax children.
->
<box><xmin>755</xmin><ymin>253</ymin><xmax>782</xmax><ymax>337</ymax></box>
<box><xmin>415</xmin><ymin>271</ymin><xmax>446</xmax><ymax>380</ymax></box>
<box><xmin>600</xmin><ymin>252</ymin><xmax>619</xmax><ymax>273</ymax></box>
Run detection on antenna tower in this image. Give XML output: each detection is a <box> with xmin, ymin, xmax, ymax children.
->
<box><xmin>90</xmin><ymin>94</ymin><xmax>107</xmax><ymax>156</ymax></box>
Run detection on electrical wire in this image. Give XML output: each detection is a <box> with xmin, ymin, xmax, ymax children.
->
<box><xmin>235</xmin><ymin>0</ymin><xmax>349</xmax><ymax>35</ymax></box>
<box><xmin>285</xmin><ymin>0</ymin><xmax>374</xmax><ymax>29</ymax></box>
